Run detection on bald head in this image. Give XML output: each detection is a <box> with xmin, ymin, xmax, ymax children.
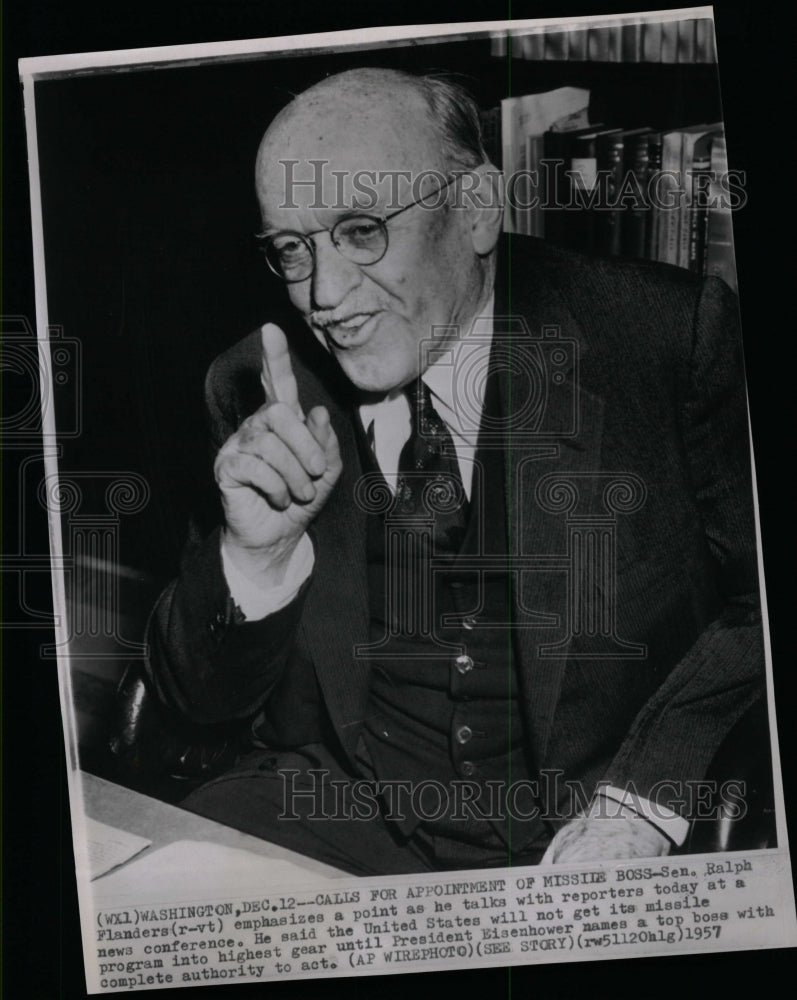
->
<box><xmin>252</xmin><ymin>68</ymin><xmax>502</xmax><ymax>394</ymax></box>
<box><xmin>256</xmin><ymin>68</ymin><xmax>486</xmax><ymax>208</ymax></box>
<box><xmin>267</xmin><ymin>68</ymin><xmax>440</xmax><ymax>142</ymax></box>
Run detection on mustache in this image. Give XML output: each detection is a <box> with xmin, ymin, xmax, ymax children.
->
<box><xmin>308</xmin><ymin>300</ymin><xmax>391</xmax><ymax>328</ymax></box>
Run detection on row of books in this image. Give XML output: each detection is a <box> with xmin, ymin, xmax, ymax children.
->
<box><xmin>490</xmin><ymin>17</ymin><xmax>717</xmax><ymax>64</ymax></box>
<box><xmin>496</xmin><ymin>89</ymin><xmax>736</xmax><ymax>289</ymax></box>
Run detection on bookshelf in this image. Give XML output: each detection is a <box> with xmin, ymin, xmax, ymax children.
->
<box><xmin>480</xmin><ymin>18</ymin><xmax>736</xmax><ymax>289</ymax></box>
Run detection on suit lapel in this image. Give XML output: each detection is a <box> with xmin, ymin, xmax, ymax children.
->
<box><xmin>494</xmin><ymin>238</ymin><xmax>606</xmax><ymax>770</ymax></box>
<box><xmin>290</xmin><ymin>238</ymin><xmax>608</xmax><ymax>769</ymax></box>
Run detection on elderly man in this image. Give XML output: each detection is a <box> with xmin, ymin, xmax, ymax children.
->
<box><xmin>146</xmin><ymin>68</ymin><xmax>763</xmax><ymax>875</ymax></box>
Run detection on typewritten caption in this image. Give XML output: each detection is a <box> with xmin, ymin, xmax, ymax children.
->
<box><xmin>88</xmin><ymin>852</ymin><xmax>795</xmax><ymax>992</ymax></box>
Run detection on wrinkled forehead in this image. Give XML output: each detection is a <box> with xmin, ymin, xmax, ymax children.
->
<box><xmin>255</xmin><ymin>91</ymin><xmax>446</xmax><ymax>226</ymax></box>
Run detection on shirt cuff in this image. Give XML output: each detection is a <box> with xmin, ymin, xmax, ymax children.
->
<box><xmin>221</xmin><ymin>533</ymin><xmax>314</xmax><ymax>621</ymax></box>
<box><xmin>590</xmin><ymin>786</ymin><xmax>691</xmax><ymax>848</ymax></box>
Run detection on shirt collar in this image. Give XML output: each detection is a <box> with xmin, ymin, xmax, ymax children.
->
<box><xmin>421</xmin><ymin>293</ymin><xmax>495</xmax><ymax>432</ymax></box>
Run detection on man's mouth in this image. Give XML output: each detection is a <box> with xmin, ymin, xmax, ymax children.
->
<box><xmin>319</xmin><ymin>312</ymin><xmax>379</xmax><ymax>348</ymax></box>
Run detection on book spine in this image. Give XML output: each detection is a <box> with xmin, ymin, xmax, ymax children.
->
<box><xmin>621</xmin><ymin>22</ymin><xmax>643</xmax><ymax>62</ymax></box>
<box><xmin>623</xmin><ymin>133</ymin><xmax>650</xmax><ymax>258</ymax></box>
<box><xmin>568</xmin><ymin>28</ymin><xmax>589</xmax><ymax>61</ymax></box>
<box><xmin>525</xmin><ymin>135</ymin><xmax>545</xmax><ymax>238</ymax></box>
<box><xmin>677</xmin><ymin>138</ymin><xmax>696</xmax><ymax>269</ymax></box>
<box><xmin>705</xmin><ymin>135</ymin><xmax>737</xmax><ymax>290</ymax></box>
<box><xmin>657</xmin><ymin>132</ymin><xmax>683</xmax><ymax>265</ymax></box>
<box><xmin>520</xmin><ymin>32</ymin><xmax>546</xmax><ymax>61</ymax></box>
<box><xmin>642</xmin><ymin>21</ymin><xmax>663</xmax><ymax>61</ymax></box>
<box><xmin>660</xmin><ymin>20</ymin><xmax>678</xmax><ymax>63</ymax></box>
<box><xmin>587</xmin><ymin>27</ymin><xmax>611</xmax><ymax>61</ymax></box>
<box><xmin>491</xmin><ymin>35</ymin><xmax>507</xmax><ymax>59</ymax></box>
<box><xmin>694</xmin><ymin>18</ymin><xmax>717</xmax><ymax>63</ymax></box>
<box><xmin>645</xmin><ymin>133</ymin><xmax>663</xmax><ymax>259</ymax></box>
<box><xmin>599</xmin><ymin>134</ymin><xmax>625</xmax><ymax>256</ymax></box>
<box><xmin>677</xmin><ymin>19</ymin><xmax>697</xmax><ymax>63</ymax></box>
<box><xmin>607</xmin><ymin>25</ymin><xmax>622</xmax><ymax>62</ymax></box>
<box><xmin>689</xmin><ymin>154</ymin><xmax>711</xmax><ymax>275</ymax></box>
<box><xmin>544</xmin><ymin>29</ymin><xmax>569</xmax><ymax>60</ymax></box>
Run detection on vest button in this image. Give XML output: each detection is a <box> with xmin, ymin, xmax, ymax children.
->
<box><xmin>454</xmin><ymin>654</ymin><xmax>474</xmax><ymax>674</ymax></box>
<box><xmin>455</xmin><ymin>725</ymin><xmax>473</xmax><ymax>745</ymax></box>
<box><xmin>462</xmin><ymin>616</ymin><xmax>477</xmax><ymax>631</ymax></box>
<box><xmin>461</xmin><ymin>761</ymin><xmax>476</xmax><ymax>777</ymax></box>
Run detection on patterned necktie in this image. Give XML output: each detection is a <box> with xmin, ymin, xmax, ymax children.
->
<box><xmin>395</xmin><ymin>378</ymin><xmax>469</xmax><ymax>552</ymax></box>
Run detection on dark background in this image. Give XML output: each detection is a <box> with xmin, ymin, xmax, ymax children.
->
<box><xmin>33</xmin><ymin>33</ymin><xmax>725</xmax><ymax>583</ymax></box>
<box><xmin>3</xmin><ymin>1</ymin><xmax>794</xmax><ymax>997</ymax></box>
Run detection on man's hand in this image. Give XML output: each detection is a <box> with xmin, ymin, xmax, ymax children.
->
<box><xmin>215</xmin><ymin>323</ymin><xmax>342</xmax><ymax>588</ymax></box>
<box><xmin>541</xmin><ymin>817</ymin><xmax>671</xmax><ymax>865</ymax></box>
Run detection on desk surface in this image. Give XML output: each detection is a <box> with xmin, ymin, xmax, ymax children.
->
<box><xmin>81</xmin><ymin>771</ymin><xmax>344</xmax><ymax>881</ymax></box>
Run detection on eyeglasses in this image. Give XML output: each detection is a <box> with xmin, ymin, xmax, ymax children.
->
<box><xmin>258</xmin><ymin>176</ymin><xmax>456</xmax><ymax>283</ymax></box>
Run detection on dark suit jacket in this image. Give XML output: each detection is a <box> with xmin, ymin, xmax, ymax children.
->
<box><xmin>146</xmin><ymin>237</ymin><xmax>764</xmax><ymax>823</ymax></box>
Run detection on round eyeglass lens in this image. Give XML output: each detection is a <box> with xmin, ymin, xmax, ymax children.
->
<box><xmin>332</xmin><ymin>216</ymin><xmax>387</xmax><ymax>263</ymax></box>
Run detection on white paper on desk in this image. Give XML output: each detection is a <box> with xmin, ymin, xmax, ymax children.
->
<box><xmin>92</xmin><ymin>840</ymin><xmax>330</xmax><ymax>902</ymax></box>
<box><xmin>85</xmin><ymin>818</ymin><xmax>152</xmax><ymax>880</ymax></box>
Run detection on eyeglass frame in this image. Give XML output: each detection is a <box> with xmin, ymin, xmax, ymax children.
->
<box><xmin>257</xmin><ymin>174</ymin><xmax>458</xmax><ymax>283</ymax></box>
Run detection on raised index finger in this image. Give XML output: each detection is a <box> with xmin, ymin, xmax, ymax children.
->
<box><xmin>260</xmin><ymin>322</ymin><xmax>302</xmax><ymax>417</ymax></box>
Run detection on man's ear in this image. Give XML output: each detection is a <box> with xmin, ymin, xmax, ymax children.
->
<box><xmin>464</xmin><ymin>163</ymin><xmax>504</xmax><ymax>256</ymax></box>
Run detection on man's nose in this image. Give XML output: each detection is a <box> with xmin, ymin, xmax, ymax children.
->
<box><xmin>310</xmin><ymin>235</ymin><xmax>362</xmax><ymax>310</ymax></box>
